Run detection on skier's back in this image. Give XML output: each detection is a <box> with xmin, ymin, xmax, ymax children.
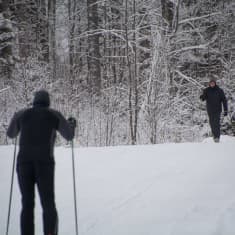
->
<box><xmin>7</xmin><ymin>90</ymin><xmax>76</xmax><ymax>235</ymax></box>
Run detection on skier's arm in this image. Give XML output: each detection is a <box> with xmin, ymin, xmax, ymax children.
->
<box><xmin>200</xmin><ymin>89</ymin><xmax>207</xmax><ymax>101</ymax></box>
<box><xmin>221</xmin><ymin>89</ymin><xmax>228</xmax><ymax>113</ymax></box>
<box><xmin>53</xmin><ymin>111</ymin><xmax>75</xmax><ymax>141</ymax></box>
<box><xmin>7</xmin><ymin>111</ymin><xmax>23</xmax><ymax>138</ymax></box>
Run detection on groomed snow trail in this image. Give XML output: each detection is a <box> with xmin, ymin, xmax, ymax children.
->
<box><xmin>1</xmin><ymin>136</ymin><xmax>235</xmax><ymax>235</ymax></box>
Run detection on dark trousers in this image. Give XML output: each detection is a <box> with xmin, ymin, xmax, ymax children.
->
<box><xmin>17</xmin><ymin>162</ymin><xmax>58</xmax><ymax>235</ymax></box>
<box><xmin>208</xmin><ymin>112</ymin><xmax>221</xmax><ymax>139</ymax></box>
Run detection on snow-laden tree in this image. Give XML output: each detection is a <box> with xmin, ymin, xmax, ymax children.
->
<box><xmin>0</xmin><ymin>2</ymin><xmax>16</xmax><ymax>66</ymax></box>
<box><xmin>1</xmin><ymin>0</ymin><xmax>235</xmax><ymax>145</ymax></box>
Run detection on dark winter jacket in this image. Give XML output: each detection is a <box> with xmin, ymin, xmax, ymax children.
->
<box><xmin>200</xmin><ymin>85</ymin><xmax>228</xmax><ymax>115</ymax></box>
<box><xmin>7</xmin><ymin>90</ymin><xmax>74</xmax><ymax>164</ymax></box>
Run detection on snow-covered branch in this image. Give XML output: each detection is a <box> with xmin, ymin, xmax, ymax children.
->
<box><xmin>179</xmin><ymin>12</ymin><xmax>221</xmax><ymax>25</ymax></box>
<box><xmin>174</xmin><ymin>70</ymin><xmax>204</xmax><ymax>89</ymax></box>
<box><xmin>0</xmin><ymin>87</ymin><xmax>10</xmax><ymax>94</ymax></box>
<box><xmin>170</xmin><ymin>43</ymin><xmax>210</xmax><ymax>55</ymax></box>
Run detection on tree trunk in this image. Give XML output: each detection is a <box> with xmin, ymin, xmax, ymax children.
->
<box><xmin>48</xmin><ymin>0</ymin><xmax>56</xmax><ymax>79</ymax></box>
<box><xmin>38</xmin><ymin>0</ymin><xmax>49</xmax><ymax>61</ymax></box>
<box><xmin>0</xmin><ymin>1</ymin><xmax>15</xmax><ymax>68</ymax></box>
<box><xmin>161</xmin><ymin>0</ymin><xmax>174</xmax><ymax>28</ymax></box>
<box><xmin>68</xmin><ymin>0</ymin><xmax>76</xmax><ymax>83</ymax></box>
<box><xmin>87</xmin><ymin>0</ymin><xmax>101</xmax><ymax>94</ymax></box>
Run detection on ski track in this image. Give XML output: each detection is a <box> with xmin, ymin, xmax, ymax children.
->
<box><xmin>213</xmin><ymin>202</ymin><xmax>235</xmax><ymax>235</ymax></box>
<box><xmin>81</xmin><ymin>164</ymin><xmax>205</xmax><ymax>234</ymax></box>
<box><xmin>81</xmin><ymin>162</ymin><xmax>186</xmax><ymax>234</ymax></box>
<box><xmin>83</xmin><ymin>172</ymin><xmax>161</xmax><ymax>233</ymax></box>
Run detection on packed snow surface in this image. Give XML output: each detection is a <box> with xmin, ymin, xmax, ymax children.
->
<box><xmin>1</xmin><ymin>136</ymin><xmax>235</xmax><ymax>235</ymax></box>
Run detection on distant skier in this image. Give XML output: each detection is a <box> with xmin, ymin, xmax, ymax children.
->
<box><xmin>7</xmin><ymin>90</ymin><xmax>76</xmax><ymax>235</ymax></box>
<box><xmin>200</xmin><ymin>79</ymin><xmax>228</xmax><ymax>142</ymax></box>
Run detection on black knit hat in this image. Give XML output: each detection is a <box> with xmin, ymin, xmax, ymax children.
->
<box><xmin>33</xmin><ymin>90</ymin><xmax>50</xmax><ymax>107</ymax></box>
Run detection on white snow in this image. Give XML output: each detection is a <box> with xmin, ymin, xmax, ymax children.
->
<box><xmin>1</xmin><ymin>136</ymin><xmax>235</xmax><ymax>235</ymax></box>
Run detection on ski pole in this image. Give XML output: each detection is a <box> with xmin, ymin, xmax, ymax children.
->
<box><xmin>71</xmin><ymin>139</ymin><xmax>79</xmax><ymax>235</ymax></box>
<box><xmin>6</xmin><ymin>137</ymin><xmax>17</xmax><ymax>235</ymax></box>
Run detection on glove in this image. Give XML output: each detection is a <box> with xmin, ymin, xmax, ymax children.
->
<box><xmin>68</xmin><ymin>117</ymin><xmax>77</xmax><ymax>128</ymax></box>
<box><xmin>224</xmin><ymin>111</ymin><xmax>228</xmax><ymax>117</ymax></box>
<box><xmin>68</xmin><ymin>117</ymin><xmax>76</xmax><ymax>138</ymax></box>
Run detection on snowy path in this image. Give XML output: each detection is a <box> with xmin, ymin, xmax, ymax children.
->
<box><xmin>1</xmin><ymin>136</ymin><xmax>235</xmax><ymax>235</ymax></box>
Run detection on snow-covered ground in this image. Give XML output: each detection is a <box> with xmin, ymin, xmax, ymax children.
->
<box><xmin>1</xmin><ymin>136</ymin><xmax>235</xmax><ymax>235</ymax></box>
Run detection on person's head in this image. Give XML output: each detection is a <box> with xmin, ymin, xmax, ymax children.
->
<box><xmin>33</xmin><ymin>90</ymin><xmax>50</xmax><ymax>107</ymax></box>
<box><xmin>209</xmin><ymin>79</ymin><xmax>216</xmax><ymax>88</ymax></box>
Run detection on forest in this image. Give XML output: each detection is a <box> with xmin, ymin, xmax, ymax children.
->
<box><xmin>0</xmin><ymin>0</ymin><xmax>234</xmax><ymax>146</ymax></box>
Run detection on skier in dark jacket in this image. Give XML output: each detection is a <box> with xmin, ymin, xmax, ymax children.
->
<box><xmin>200</xmin><ymin>79</ymin><xmax>228</xmax><ymax>142</ymax></box>
<box><xmin>7</xmin><ymin>90</ymin><xmax>76</xmax><ymax>235</ymax></box>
